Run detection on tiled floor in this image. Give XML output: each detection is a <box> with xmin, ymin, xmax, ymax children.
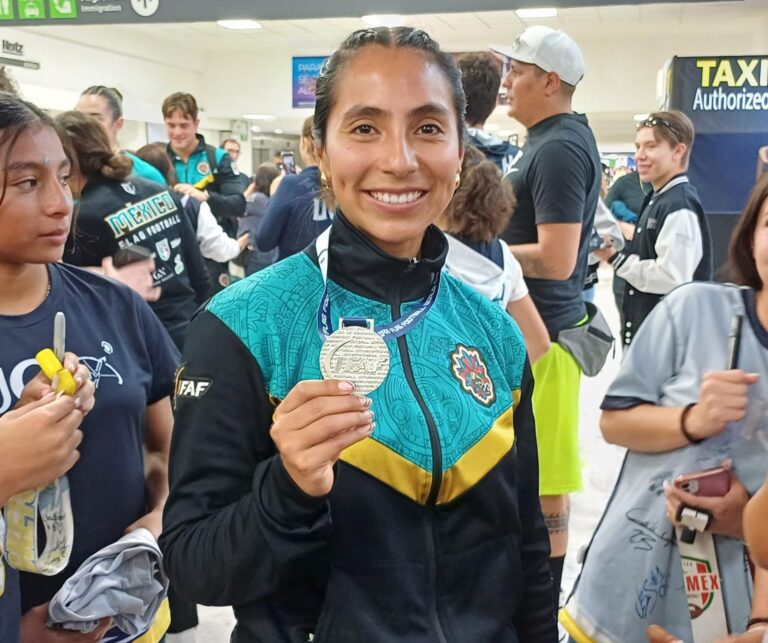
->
<box><xmin>182</xmin><ymin>268</ymin><xmax>627</xmax><ymax>642</ymax></box>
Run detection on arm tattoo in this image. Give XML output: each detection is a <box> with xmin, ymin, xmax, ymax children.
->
<box><xmin>544</xmin><ymin>511</ymin><xmax>570</xmax><ymax>534</ymax></box>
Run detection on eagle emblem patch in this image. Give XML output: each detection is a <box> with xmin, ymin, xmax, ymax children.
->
<box><xmin>450</xmin><ymin>344</ymin><xmax>495</xmax><ymax>406</ymax></box>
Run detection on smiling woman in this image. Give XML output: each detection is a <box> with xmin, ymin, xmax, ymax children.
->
<box><xmin>160</xmin><ymin>26</ymin><xmax>556</xmax><ymax>643</ymax></box>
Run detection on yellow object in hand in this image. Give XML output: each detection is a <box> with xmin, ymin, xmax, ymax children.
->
<box><xmin>35</xmin><ymin>349</ymin><xmax>77</xmax><ymax>396</ymax></box>
<box><xmin>194</xmin><ymin>174</ymin><xmax>214</xmax><ymax>190</ymax></box>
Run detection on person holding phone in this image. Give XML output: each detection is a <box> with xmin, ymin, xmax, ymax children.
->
<box><xmin>161</xmin><ymin>27</ymin><xmax>555</xmax><ymax>642</ymax></box>
<box><xmin>0</xmin><ymin>93</ymin><xmax>178</xmax><ymax>643</ymax></box>
<box><xmin>256</xmin><ymin>116</ymin><xmax>335</xmax><ymax>261</ymax></box>
<box><xmin>561</xmin><ymin>174</ymin><xmax>768</xmax><ymax>642</ymax></box>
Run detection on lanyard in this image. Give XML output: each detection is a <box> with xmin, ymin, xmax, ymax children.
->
<box><xmin>315</xmin><ymin>228</ymin><xmax>439</xmax><ymax>342</ymax></box>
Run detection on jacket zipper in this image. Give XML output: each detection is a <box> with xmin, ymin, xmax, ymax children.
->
<box><xmin>391</xmin><ymin>263</ymin><xmax>449</xmax><ymax>643</ymax></box>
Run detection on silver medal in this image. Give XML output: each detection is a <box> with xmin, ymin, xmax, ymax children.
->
<box><xmin>319</xmin><ymin>324</ymin><xmax>390</xmax><ymax>395</ymax></box>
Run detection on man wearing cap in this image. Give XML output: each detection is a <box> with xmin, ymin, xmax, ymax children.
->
<box><xmin>491</xmin><ymin>26</ymin><xmax>601</xmax><ymax>604</ymax></box>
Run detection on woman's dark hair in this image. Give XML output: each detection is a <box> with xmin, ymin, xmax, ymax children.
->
<box><xmin>0</xmin><ymin>92</ymin><xmax>76</xmax><ymax>205</ymax></box>
<box><xmin>726</xmin><ymin>173</ymin><xmax>768</xmax><ymax>289</ymax></box>
<box><xmin>55</xmin><ymin>111</ymin><xmax>133</xmax><ymax>181</ymax></box>
<box><xmin>254</xmin><ymin>162</ymin><xmax>279</xmax><ymax>196</ymax></box>
<box><xmin>457</xmin><ymin>53</ymin><xmax>502</xmax><ymax>127</ymax></box>
<box><xmin>312</xmin><ymin>27</ymin><xmax>466</xmax><ymax>149</ymax></box>
<box><xmin>80</xmin><ymin>85</ymin><xmax>124</xmax><ymax>121</ymax></box>
<box><xmin>442</xmin><ymin>146</ymin><xmax>515</xmax><ymax>241</ymax></box>
<box><xmin>135</xmin><ymin>141</ymin><xmax>177</xmax><ymax>185</ymax></box>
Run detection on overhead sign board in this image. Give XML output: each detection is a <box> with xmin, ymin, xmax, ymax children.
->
<box><xmin>0</xmin><ymin>0</ymin><xmax>740</xmax><ymax>26</ymax></box>
<box><xmin>667</xmin><ymin>55</ymin><xmax>768</xmax><ymax>217</ymax></box>
<box><xmin>0</xmin><ymin>37</ymin><xmax>40</xmax><ymax>68</ymax></box>
<box><xmin>669</xmin><ymin>55</ymin><xmax>768</xmax><ymax>134</ymax></box>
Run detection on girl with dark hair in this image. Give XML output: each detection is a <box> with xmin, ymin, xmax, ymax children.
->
<box><xmin>0</xmin><ymin>93</ymin><xmax>177</xmax><ymax>643</ymax></box>
<box><xmin>161</xmin><ymin>26</ymin><xmax>555</xmax><ymax>642</ymax></box>
<box><xmin>562</xmin><ymin>173</ymin><xmax>768</xmax><ymax>642</ymax></box>
<box><xmin>238</xmin><ymin>162</ymin><xmax>279</xmax><ymax>275</ymax></box>
<box><xmin>76</xmin><ymin>86</ymin><xmax>167</xmax><ymax>185</ymax></box>
<box><xmin>57</xmin><ymin>111</ymin><xmax>210</xmax><ymax>350</ymax></box>
<box><xmin>440</xmin><ymin>145</ymin><xmax>550</xmax><ymax>362</ymax></box>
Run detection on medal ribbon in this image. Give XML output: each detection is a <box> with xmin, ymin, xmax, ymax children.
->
<box><xmin>315</xmin><ymin>228</ymin><xmax>439</xmax><ymax>341</ymax></box>
<box><xmin>1</xmin><ymin>476</ymin><xmax>74</xmax><ymax>587</ymax></box>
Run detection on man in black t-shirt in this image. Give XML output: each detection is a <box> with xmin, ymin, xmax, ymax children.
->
<box><xmin>491</xmin><ymin>26</ymin><xmax>601</xmax><ymax>605</ymax></box>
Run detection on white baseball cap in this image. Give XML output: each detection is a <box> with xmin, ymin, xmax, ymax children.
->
<box><xmin>491</xmin><ymin>26</ymin><xmax>585</xmax><ymax>86</ymax></box>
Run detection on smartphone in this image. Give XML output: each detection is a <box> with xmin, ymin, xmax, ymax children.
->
<box><xmin>113</xmin><ymin>245</ymin><xmax>153</xmax><ymax>268</ymax></box>
<box><xmin>674</xmin><ymin>467</ymin><xmax>731</xmax><ymax>497</ymax></box>
<box><xmin>281</xmin><ymin>152</ymin><xmax>296</xmax><ymax>175</ymax></box>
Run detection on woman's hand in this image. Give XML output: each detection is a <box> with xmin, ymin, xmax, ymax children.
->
<box><xmin>271</xmin><ymin>380</ymin><xmax>375</xmax><ymax>497</ymax></box>
<box><xmin>20</xmin><ymin>604</ymin><xmax>112</xmax><ymax>642</ymax></box>
<box><xmin>664</xmin><ymin>465</ymin><xmax>749</xmax><ymax>540</ymax></box>
<box><xmin>685</xmin><ymin>370</ymin><xmax>760</xmax><ymax>441</ymax></box>
<box><xmin>16</xmin><ymin>353</ymin><xmax>94</xmax><ymax>414</ymax></box>
<box><xmin>646</xmin><ymin>624</ymin><xmax>683</xmax><ymax>642</ymax></box>
<box><xmin>101</xmin><ymin>256</ymin><xmax>161</xmax><ymax>302</ymax></box>
<box><xmin>0</xmin><ymin>395</ymin><xmax>84</xmax><ymax>506</ymax></box>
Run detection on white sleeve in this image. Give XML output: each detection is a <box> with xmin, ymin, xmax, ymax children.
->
<box><xmin>196</xmin><ymin>201</ymin><xmax>241</xmax><ymax>263</ymax></box>
<box><xmin>614</xmin><ymin>209</ymin><xmax>703</xmax><ymax>295</ymax></box>
<box><xmin>500</xmin><ymin>240</ymin><xmax>528</xmax><ymax>303</ymax></box>
<box><xmin>594</xmin><ymin>198</ymin><xmax>625</xmax><ymax>251</ymax></box>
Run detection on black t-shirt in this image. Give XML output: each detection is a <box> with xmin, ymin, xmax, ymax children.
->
<box><xmin>64</xmin><ymin>175</ymin><xmax>210</xmax><ymax>348</ymax></box>
<box><xmin>502</xmin><ymin>112</ymin><xmax>601</xmax><ymax>336</ymax></box>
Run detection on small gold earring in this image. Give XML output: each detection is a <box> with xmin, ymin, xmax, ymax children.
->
<box><xmin>454</xmin><ymin>173</ymin><xmax>461</xmax><ymax>189</ymax></box>
<box><xmin>321</xmin><ymin>171</ymin><xmax>331</xmax><ymax>190</ymax></box>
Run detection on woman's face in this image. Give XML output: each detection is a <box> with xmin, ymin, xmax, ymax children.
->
<box><xmin>752</xmin><ymin>194</ymin><xmax>768</xmax><ymax>288</ymax></box>
<box><xmin>0</xmin><ymin>126</ymin><xmax>73</xmax><ymax>267</ymax></box>
<box><xmin>318</xmin><ymin>45</ymin><xmax>463</xmax><ymax>258</ymax></box>
<box><xmin>75</xmin><ymin>94</ymin><xmax>122</xmax><ymax>148</ymax></box>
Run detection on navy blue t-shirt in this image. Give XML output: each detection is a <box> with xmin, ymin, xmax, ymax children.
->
<box><xmin>256</xmin><ymin>166</ymin><xmax>334</xmax><ymax>260</ymax></box>
<box><xmin>0</xmin><ymin>263</ymin><xmax>178</xmax><ymax>640</ymax></box>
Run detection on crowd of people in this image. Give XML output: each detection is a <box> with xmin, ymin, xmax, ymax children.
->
<box><xmin>0</xmin><ymin>21</ymin><xmax>766</xmax><ymax>643</ymax></box>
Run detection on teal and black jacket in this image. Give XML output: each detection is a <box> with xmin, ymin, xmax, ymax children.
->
<box><xmin>167</xmin><ymin>134</ymin><xmax>246</xmax><ymax>238</ymax></box>
<box><xmin>160</xmin><ymin>212</ymin><xmax>556</xmax><ymax>642</ymax></box>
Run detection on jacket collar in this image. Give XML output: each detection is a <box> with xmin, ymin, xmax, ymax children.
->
<box><xmin>312</xmin><ymin>210</ymin><xmax>448</xmax><ymax>304</ymax></box>
<box><xmin>167</xmin><ymin>134</ymin><xmax>207</xmax><ymax>162</ymax></box>
<box><xmin>654</xmin><ymin>172</ymin><xmax>688</xmax><ymax>197</ymax></box>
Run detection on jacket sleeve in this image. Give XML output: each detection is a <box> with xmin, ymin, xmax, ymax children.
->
<box><xmin>613</xmin><ymin>208</ymin><xmax>703</xmax><ymax>295</ymax></box>
<box><xmin>159</xmin><ymin>311</ymin><xmax>332</xmax><ymax>605</ymax></box>
<box><xmin>256</xmin><ymin>176</ymin><xmax>295</xmax><ymax>251</ymax></box>
<box><xmin>195</xmin><ymin>201</ymin><xmax>241</xmax><ymax>263</ymax></box>
<box><xmin>511</xmin><ymin>360</ymin><xmax>558</xmax><ymax>639</ymax></box>
<box><xmin>207</xmin><ymin>153</ymin><xmax>247</xmax><ymax>220</ymax></box>
<box><xmin>178</xmin><ymin>206</ymin><xmax>211</xmax><ymax>304</ymax></box>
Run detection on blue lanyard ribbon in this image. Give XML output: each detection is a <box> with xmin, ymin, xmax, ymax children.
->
<box><xmin>315</xmin><ymin>228</ymin><xmax>439</xmax><ymax>342</ymax></box>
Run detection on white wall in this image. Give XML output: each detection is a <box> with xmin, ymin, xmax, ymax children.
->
<box><xmin>201</xmin><ymin>18</ymin><xmax>768</xmax><ymax>149</ymax></box>
<box><xmin>5</xmin><ymin>10</ymin><xmax>768</xmax><ymax>154</ymax></box>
